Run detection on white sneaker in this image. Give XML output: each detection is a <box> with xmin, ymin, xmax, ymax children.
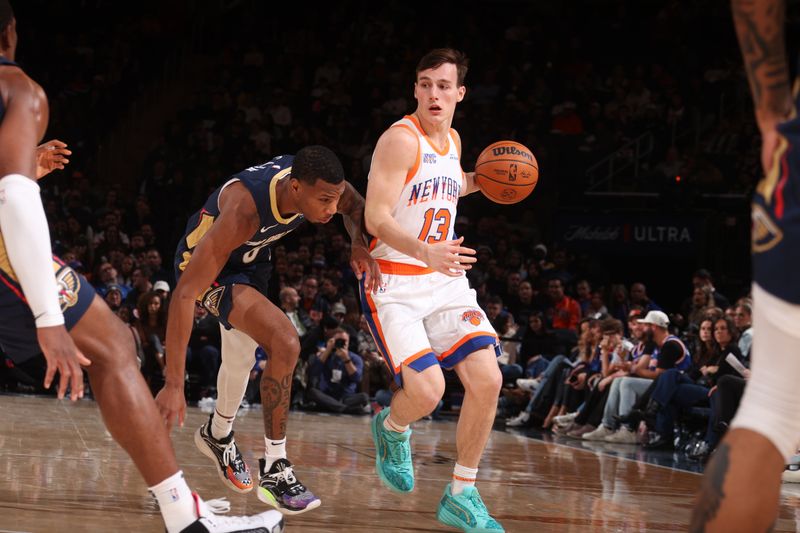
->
<box><xmin>516</xmin><ymin>378</ymin><xmax>540</xmax><ymax>393</ymax></box>
<box><xmin>553</xmin><ymin>412</ymin><xmax>578</xmax><ymax>428</ymax></box>
<box><xmin>603</xmin><ymin>427</ymin><xmax>639</xmax><ymax>444</ymax></box>
<box><xmin>180</xmin><ymin>493</ymin><xmax>284</xmax><ymax>532</ymax></box>
<box><xmin>582</xmin><ymin>425</ymin><xmax>616</xmax><ymax>441</ymax></box>
<box><xmin>505</xmin><ymin>411</ymin><xmax>530</xmax><ymax>427</ymax></box>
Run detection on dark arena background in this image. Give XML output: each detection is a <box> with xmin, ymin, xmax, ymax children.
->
<box><xmin>3</xmin><ymin>1</ymin><xmax>800</xmax><ymax>532</ymax></box>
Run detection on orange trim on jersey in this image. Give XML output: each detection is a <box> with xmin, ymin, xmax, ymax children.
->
<box><xmin>405</xmin><ymin>115</ymin><xmax>450</xmax><ymax>156</ymax></box>
<box><xmin>453</xmin><ymin>474</ymin><xmax>476</xmax><ymax>482</ymax></box>
<box><xmin>369</xmin><ymin>237</ymin><xmax>378</xmax><ymax>252</ymax></box>
<box><xmin>401</xmin><ymin>348</ymin><xmax>435</xmax><ymax>370</ymax></box>
<box><xmin>439</xmin><ymin>331</ymin><xmax>497</xmax><ymax>360</ymax></box>
<box><xmin>376</xmin><ymin>259</ymin><xmax>433</xmax><ymax>276</ymax></box>
<box><xmin>364</xmin><ymin>289</ymin><xmax>395</xmax><ymax>370</ymax></box>
<box><xmin>391</xmin><ymin>123</ymin><xmax>421</xmax><ymax>185</ymax></box>
<box><xmin>449</xmin><ymin>128</ymin><xmax>461</xmax><ymax>157</ymax></box>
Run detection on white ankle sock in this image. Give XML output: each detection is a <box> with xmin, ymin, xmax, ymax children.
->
<box><xmin>451</xmin><ymin>463</ymin><xmax>478</xmax><ymax>495</ymax></box>
<box><xmin>211</xmin><ymin>409</ymin><xmax>235</xmax><ymax>440</ymax></box>
<box><xmin>264</xmin><ymin>436</ymin><xmax>287</xmax><ymax>469</ymax></box>
<box><xmin>149</xmin><ymin>470</ymin><xmax>196</xmax><ymax>533</ymax></box>
<box><xmin>384</xmin><ymin>414</ymin><xmax>409</xmax><ymax>433</ymax></box>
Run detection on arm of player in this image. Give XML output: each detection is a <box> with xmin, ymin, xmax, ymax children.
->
<box><xmin>337</xmin><ymin>181</ymin><xmax>382</xmax><ymax>293</ymax></box>
<box><xmin>0</xmin><ymin>71</ymin><xmax>90</xmax><ymax>401</ymax></box>
<box><xmin>365</xmin><ymin>128</ymin><xmax>476</xmax><ymax>276</ymax></box>
<box><xmin>35</xmin><ymin>139</ymin><xmax>71</xmax><ymax>179</ymax></box>
<box><xmin>155</xmin><ymin>182</ymin><xmax>259</xmax><ymax>429</ymax></box>
<box><xmin>732</xmin><ymin>0</ymin><xmax>793</xmax><ymax>173</ymax></box>
<box><xmin>450</xmin><ymin>129</ymin><xmax>481</xmax><ymax>196</ymax></box>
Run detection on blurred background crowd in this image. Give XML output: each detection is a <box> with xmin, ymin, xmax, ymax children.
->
<box><xmin>0</xmin><ymin>0</ymin><xmax>784</xmax><ymax>464</ymax></box>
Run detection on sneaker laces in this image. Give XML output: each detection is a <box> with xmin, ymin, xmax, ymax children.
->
<box><xmin>272</xmin><ymin>464</ymin><xmax>307</xmax><ymax>495</ymax></box>
<box><xmin>465</xmin><ymin>489</ymin><xmax>492</xmax><ymax>521</ymax></box>
<box><xmin>219</xmin><ymin>439</ymin><xmax>247</xmax><ymax>474</ymax></box>
<box><xmin>204</xmin><ymin>497</ymin><xmax>231</xmax><ymax>514</ymax></box>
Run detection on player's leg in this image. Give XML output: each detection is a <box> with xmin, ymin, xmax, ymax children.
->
<box><xmin>359</xmin><ymin>276</ymin><xmax>440</xmax><ymax>494</ymax></box>
<box><xmin>224</xmin><ymin>284</ymin><xmax>320</xmax><ymax>514</ymax></box>
<box><xmin>691</xmin><ymin>284</ymin><xmax>800</xmax><ymax>532</ymax></box>
<box><xmin>69</xmin><ymin>295</ymin><xmax>284</xmax><ymax>533</ymax></box>
<box><xmin>427</xmin><ymin>275</ymin><xmax>504</xmax><ymax>532</ymax></box>
<box><xmin>452</xmin><ymin>347</ymin><xmax>502</xmax><ymax>469</ymax></box>
<box><xmin>194</xmin><ymin>325</ymin><xmax>256</xmax><ymax>494</ymax></box>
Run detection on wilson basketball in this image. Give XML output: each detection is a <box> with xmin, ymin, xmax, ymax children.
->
<box><xmin>474</xmin><ymin>141</ymin><xmax>538</xmax><ymax>204</ymax></box>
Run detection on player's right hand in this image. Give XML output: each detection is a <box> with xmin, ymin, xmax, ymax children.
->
<box><xmin>36</xmin><ymin>325</ymin><xmax>91</xmax><ymax>401</ymax></box>
<box><xmin>422</xmin><ymin>237</ymin><xmax>476</xmax><ymax>277</ymax></box>
<box><xmin>155</xmin><ymin>384</ymin><xmax>187</xmax><ymax>430</ymax></box>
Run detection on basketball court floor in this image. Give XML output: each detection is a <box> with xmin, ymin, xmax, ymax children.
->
<box><xmin>1</xmin><ymin>394</ymin><xmax>799</xmax><ymax>532</ymax></box>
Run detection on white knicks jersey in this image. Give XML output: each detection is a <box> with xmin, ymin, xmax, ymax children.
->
<box><xmin>370</xmin><ymin>115</ymin><xmax>464</xmax><ymax>270</ymax></box>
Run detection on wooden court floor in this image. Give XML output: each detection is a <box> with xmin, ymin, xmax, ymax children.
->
<box><xmin>1</xmin><ymin>395</ymin><xmax>799</xmax><ymax>532</ymax></box>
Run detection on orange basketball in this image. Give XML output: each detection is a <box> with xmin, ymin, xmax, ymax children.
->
<box><xmin>474</xmin><ymin>141</ymin><xmax>539</xmax><ymax>204</ymax></box>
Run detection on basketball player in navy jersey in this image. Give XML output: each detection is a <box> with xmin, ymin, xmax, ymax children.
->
<box><xmin>155</xmin><ymin>147</ymin><xmax>380</xmax><ymax>514</ymax></box>
<box><xmin>691</xmin><ymin>0</ymin><xmax>800</xmax><ymax>530</ymax></box>
<box><xmin>0</xmin><ymin>3</ymin><xmax>283</xmax><ymax>532</ymax></box>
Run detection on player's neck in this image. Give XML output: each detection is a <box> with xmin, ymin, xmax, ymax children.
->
<box><xmin>275</xmin><ymin>178</ymin><xmax>299</xmax><ymax>218</ymax></box>
<box><xmin>412</xmin><ymin>112</ymin><xmax>451</xmax><ymax>147</ymax></box>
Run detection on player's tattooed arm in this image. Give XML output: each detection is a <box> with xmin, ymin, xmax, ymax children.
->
<box><xmin>732</xmin><ymin>0</ymin><xmax>792</xmax><ymax>128</ymax></box>
<box><xmin>337</xmin><ymin>181</ymin><xmax>370</xmax><ymax>248</ymax></box>
<box><xmin>339</xmin><ymin>181</ymin><xmax>382</xmax><ymax>292</ymax></box>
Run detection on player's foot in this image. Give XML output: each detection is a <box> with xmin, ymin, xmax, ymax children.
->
<box><xmin>194</xmin><ymin>414</ymin><xmax>253</xmax><ymax>493</ymax></box>
<box><xmin>371</xmin><ymin>407</ymin><xmax>414</xmax><ymax>493</ymax></box>
<box><xmin>436</xmin><ymin>483</ymin><xmax>504</xmax><ymax>532</ymax></box>
<box><xmin>179</xmin><ymin>492</ymin><xmax>283</xmax><ymax>532</ymax></box>
<box><xmin>257</xmin><ymin>458</ymin><xmax>321</xmax><ymax>515</ymax></box>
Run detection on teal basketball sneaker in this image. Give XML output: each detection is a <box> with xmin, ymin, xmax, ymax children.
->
<box><xmin>436</xmin><ymin>483</ymin><xmax>504</xmax><ymax>532</ymax></box>
<box><xmin>371</xmin><ymin>407</ymin><xmax>414</xmax><ymax>492</ymax></box>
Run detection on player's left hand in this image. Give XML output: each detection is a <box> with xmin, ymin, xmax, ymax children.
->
<box><xmin>350</xmin><ymin>244</ymin><xmax>382</xmax><ymax>293</ymax></box>
<box><xmin>35</xmin><ymin>139</ymin><xmax>71</xmax><ymax>179</ymax></box>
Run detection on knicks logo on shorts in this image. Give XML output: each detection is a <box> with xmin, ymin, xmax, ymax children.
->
<box><xmin>752</xmin><ymin>203</ymin><xmax>784</xmax><ymax>253</ymax></box>
<box><xmin>202</xmin><ymin>286</ymin><xmax>226</xmax><ymax>317</ymax></box>
<box><xmin>461</xmin><ymin>310</ymin><xmax>485</xmax><ymax>326</ymax></box>
<box><xmin>55</xmin><ymin>267</ymin><xmax>80</xmax><ymax>312</ymax></box>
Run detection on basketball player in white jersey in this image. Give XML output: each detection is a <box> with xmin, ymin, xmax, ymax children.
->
<box><xmin>362</xmin><ymin>48</ymin><xmax>504</xmax><ymax>532</ymax></box>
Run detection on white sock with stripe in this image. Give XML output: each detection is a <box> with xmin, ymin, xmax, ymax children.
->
<box><xmin>451</xmin><ymin>463</ymin><xmax>478</xmax><ymax>495</ymax></box>
<box><xmin>149</xmin><ymin>470</ymin><xmax>196</xmax><ymax>533</ymax></box>
<box><xmin>384</xmin><ymin>414</ymin><xmax>409</xmax><ymax>433</ymax></box>
<box><xmin>264</xmin><ymin>436</ymin><xmax>287</xmax><ymax>470</ymax></box>
<box><xmin>211</xmin><ymin>409</ymin><xmax>234</xmax><ymax>440</ymax></box>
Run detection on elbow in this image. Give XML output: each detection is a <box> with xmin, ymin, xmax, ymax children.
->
<box><xmin>364</xmin><ymin>208</ymin><xmax>380</xmax><ymax>237</ymax></box>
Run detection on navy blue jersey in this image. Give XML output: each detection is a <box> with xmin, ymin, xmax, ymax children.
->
<box><xmin>175</xmin><ymin>155</ymin><xmax>306</xmax><ymax>283</ymax></box>
<box><xmin>752</xmin><ymin>78</ymin><xmax>800</xmax><ymax>304</ymax></box>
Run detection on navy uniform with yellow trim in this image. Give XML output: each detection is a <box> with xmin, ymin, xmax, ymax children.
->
<box><xmin>0</xmin><ymin>56</ymin><xmax>94</xmax><ymax>363</ymax></box>
<box><xmin>174</xmin><ymin>155</ymin><xmax>305</xmax><ymax>328</ymax></box>
<box><xmin>752</xmin><ymin>78</ymin><xmax>800</xmax><ymax>304</ymax></box>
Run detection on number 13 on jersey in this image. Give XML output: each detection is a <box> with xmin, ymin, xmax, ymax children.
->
<box><xmin>417</xmin><ymin>208</ymin><xmax>452</xmax><ymax>243</ymax></box>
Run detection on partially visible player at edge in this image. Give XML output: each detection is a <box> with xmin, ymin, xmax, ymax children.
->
<box><xmin>0</xmin><ymin>2</ymin><xmax>284</xmax><ymax>532</ymax></box>
<box><xmin>691</xmin><ymin>0</ymin><xmax>800</xmax><ymax>531</ymax></box>
<box><xmin>155</xmin><ymin>145</ymin><xmax>380</xmax><ymax>514</ymax></box>
<box><xmin>363</xmin><ymin>48</ymin><xmax>505</xmax><ymax>532</ymax></box>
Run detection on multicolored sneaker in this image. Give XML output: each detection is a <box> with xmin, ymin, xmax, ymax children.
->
<box><xmin>194</xmin><ymin>414</ymin><xmax>253</xmax><ymax>493</ymax></box>
<box><xmin>257</xmin><ymin>458</ymin><xmax>321</xmax><ymax>515</ymax></box>
<box><xmin>436</xmin><ymin>483</ymin><xmax>504</xmax><ymax>532</ymax></box>
<box><xmin>371</xmin><ymin>407</ymin><xmax>414</xmax><ymax>493</ymax></box>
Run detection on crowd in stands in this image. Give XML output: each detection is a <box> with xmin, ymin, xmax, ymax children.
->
<box><xmin>0</xmin><ymin>1</ymin><xmax>772</xmax><ymax>470</ymax></box>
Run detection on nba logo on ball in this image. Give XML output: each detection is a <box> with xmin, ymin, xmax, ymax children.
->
<box><xmin>475</xmin><ymin>140</ymin><xmax>539</xmax><ymax>205</ymax></box>
<box><xmin>461</xmin><ymin>310</ymin><xmax>484</xmax><ymax>326</ymax></box>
